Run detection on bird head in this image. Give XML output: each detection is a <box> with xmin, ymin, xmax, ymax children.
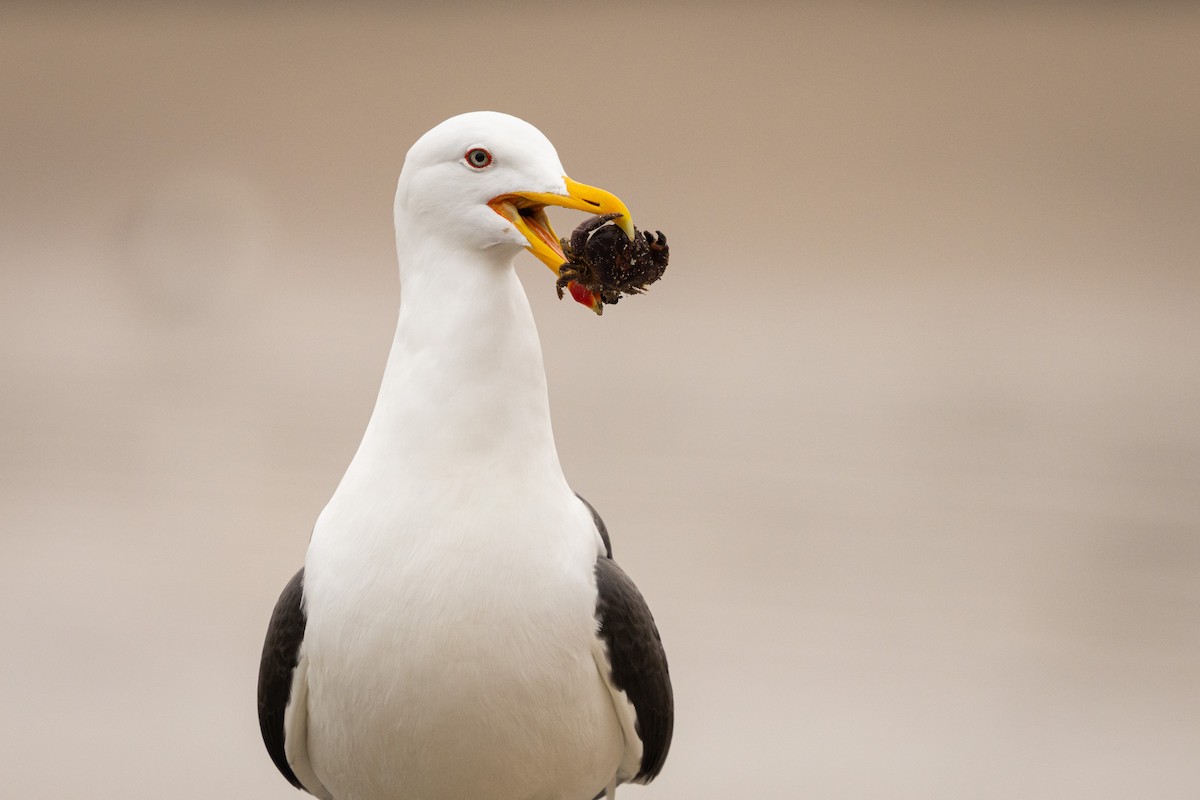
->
<box><xmin>395</xmin><ymin>111</ymin><xmax>633</xmax><ymax>314</ymax></box>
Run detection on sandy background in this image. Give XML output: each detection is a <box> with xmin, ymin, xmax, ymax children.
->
<box><xmin>2</xmin><ymin>3</ymin><xmax>1197</xmax><ymax>798</ymax></box>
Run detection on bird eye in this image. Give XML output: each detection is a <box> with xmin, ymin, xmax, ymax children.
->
<box><xmin>465</xmin><ymin>148</ymin><xmax>493</xmax><ymax>169</ymax></box>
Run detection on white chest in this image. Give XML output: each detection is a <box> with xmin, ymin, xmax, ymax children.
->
<box><xmin>300</xmin><ymin>484</ymin><xmax>621</xmax><ymax>800</ymax></box>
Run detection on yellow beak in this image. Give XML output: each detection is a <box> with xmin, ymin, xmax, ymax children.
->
<box><xmin>488</xmin><ymin>176</ymin><xmax>634</xmax><ymax>275</ymax></box>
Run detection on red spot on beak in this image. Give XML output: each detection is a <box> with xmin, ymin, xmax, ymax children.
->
<box><xmin>569</xmin><ymin>281</ymin><xmax>597</xmax><ymax>309</ymax></box>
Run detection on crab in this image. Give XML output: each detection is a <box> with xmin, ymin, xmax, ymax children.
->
<box><xmin>555</xmin><ymin>213</ymin><xmax>669</xmax><ymax>312</ymax></box>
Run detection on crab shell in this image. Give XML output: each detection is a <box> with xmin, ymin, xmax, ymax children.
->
<box><xmin>557</xmin><ymin>217</ymin><xmax>669</xmax><ymax>311</ymax></box>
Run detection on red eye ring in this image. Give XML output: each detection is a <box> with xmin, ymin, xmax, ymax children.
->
<box><xmin>465</xmin><ymin>148</ymin><xmax>493</xmax><ymax>169</ymax></box>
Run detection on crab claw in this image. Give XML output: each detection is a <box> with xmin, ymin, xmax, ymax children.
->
<box><xmin>644</xmin><ymin>231</ymin><xmax>669</xmax><ymax>270</ymax></box>
<box><xmin>567</xmin><ymin>281</ymin><xmax>603</xmax><ymax>315</ymax></box>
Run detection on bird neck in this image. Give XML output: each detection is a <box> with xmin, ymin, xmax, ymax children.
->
<box><xmin>349</xmin><ymin>225</ymin><xmax>564</xmax><ymax>488</ymax></box>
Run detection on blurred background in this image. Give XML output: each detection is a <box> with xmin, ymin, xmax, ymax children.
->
<box><xmin>2</xmin><ymin>2</ymin><xmax>1197</xmax><ymax>798</ymax></box>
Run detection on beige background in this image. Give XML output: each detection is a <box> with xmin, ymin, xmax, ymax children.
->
<box><xmin>2</xmin><ymin>3</ymin><xmax>1198</xmax><ymax>798</ymax></box>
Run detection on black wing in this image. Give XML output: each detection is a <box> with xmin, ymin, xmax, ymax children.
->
<box><xmin>594</xmin><ymin>554</ymin><xmax>673</xmax><ymax>783</ymax></box>
<box><xmin>257</xmin><ymin>568</ymin><xmax>307</xmax><ymax>790</ymax></box>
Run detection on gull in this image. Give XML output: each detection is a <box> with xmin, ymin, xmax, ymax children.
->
<box><xmin>257</xmin><ymin>111</ymin><xmax>673</xmax><ymax>800</ymax></box>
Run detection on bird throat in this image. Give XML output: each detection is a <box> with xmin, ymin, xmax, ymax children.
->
<box><xmin>359</xmin><ymin>237</ymin><xmax>562</xmax><ymax>483</ymax></box>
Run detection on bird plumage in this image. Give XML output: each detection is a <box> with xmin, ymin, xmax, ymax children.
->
<box><xmin>257</xmin><ymin>112</ymin><xmax>671</xmax><ymax>800</ymax></box>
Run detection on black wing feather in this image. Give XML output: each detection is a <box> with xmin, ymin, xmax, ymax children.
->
<box><xmin>257</xmin><ymin>567</ymin><xmax>307</xmax><ymax>790</ymax></box>
<box><xmin>594</xmin><ymin>557</ymin><xmax>674</xmax><ymax>783</ymax></box>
